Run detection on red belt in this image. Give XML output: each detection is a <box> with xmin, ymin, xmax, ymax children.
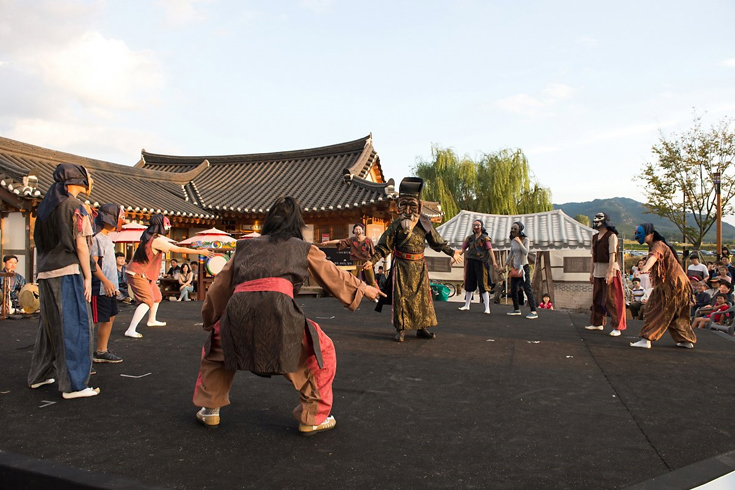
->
<box><xmin>393</xmin><ymin>250</ymin><xmax>424</xmax><ymax>261</ymax></box>
<box><xmin>234</xmin><ymin>277</ymin><xmax>294</xmax><ymax>298</ymax></box>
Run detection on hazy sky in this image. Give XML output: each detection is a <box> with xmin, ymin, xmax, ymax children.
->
<box><xmin>2</xmin><ymin>0</ymin><xmax>734</xmax><ymax>210</ymax></box>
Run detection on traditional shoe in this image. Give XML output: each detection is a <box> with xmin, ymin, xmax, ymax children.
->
<box><xmin>196</xmin><ymin>407</ymin><xmax>220</xmax><ymax>429</ymax></box>
<box><xmin>609</xmin><ymin>329</ymin><xmax>622</xmax><ymax>337</ymax></box>
<box><xmin>484</xmin><ymin>309</ymin><xmax>491</xmax><ymax>315</ymax></box>
<box><xmin>62</xmin><ymin>387</ymin><xmax>100</xmax><ymax>399</ymax></box>
<box><xmin>30</xmin><ymin>378</ymin><xmax>55</xmax><ymax>389</ymax></box>
<box><xmin>147</xmin><ymin>321</ymin><xmax>167</xmax><ymax>327</ymax></box>
<box><xmin>416</xmin><ymin>328</ymin><xmax>436</xmax><ymax>339</ymax></box>
<box><xmin>458</xmin><ymin>305</ymin><xmax>470</xmax><ymax>311</ymax></box>
<box><xmin>299</xmin><ymin>415</ymin><xmax>336</xmax><ymax>436</ymax></box>
<box><xmin>584</xmin><ymin>325</ymin><xmax>604</xmax><ymax>331</ymax></box>
<box><xmin>506</xmin><ymin>310</ymin><xmax>522</xmax><ymax>316</ymax></box>
<box><xmin>125</xmin><ymin>331</ymin><xmax>143</xmax><ymax>339</ymax></box>
<box><xmin>168</xmin><ymin>297</ymin><xmax>179</xmax><ymax>302</ymax></box>
<box><xmin>395</xmin><ymin>331</ymin><xmax>405</xmax><ymax>342</ymax></box>
<box><xmin>676</xmin><ymin>342</ymin><xmax>694</xmax><ymax>349</ymax></box>
<box><xmin>630</xmin><ymin>339</ymin><xmax>651</xmax><ymax>349</ymax></box>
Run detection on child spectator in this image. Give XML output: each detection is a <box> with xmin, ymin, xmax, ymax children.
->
<box><xmin>115</xmin><ymin>252</ymin><xmax>132</xmax><ymax>304</ymax></box>
<box><xmin>692</xmin><ymin>280</ymin><xmax>711</xmax><ymax>318</ymax></box>
<box><xmin>538</xmin><ymin>293</ymin><xmax>554</xmax><ymax>310</ymax></box>
<box><xmin>692</xmin><ymin>294</ymin><xmax>730</xmax><ymax>329</ymax></box>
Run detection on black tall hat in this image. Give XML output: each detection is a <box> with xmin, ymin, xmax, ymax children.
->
<box><xmin>399</xmin><ymin>177</ymin><xmax>424</xmax><ymax>199</ymax></box>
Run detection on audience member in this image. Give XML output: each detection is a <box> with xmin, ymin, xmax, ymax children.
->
<box><xmin>0</xmin><ymin>254</ymin><xmax>27</xmax><ymax>312</ymax></box>
<box><xmin>687</xmin><ymin>254</ymin><xmax>709</xmax><ymax>281</ymax></box>
<box><xmin>115</xmin><ymin>252</ymin><xmax>132</xmax><ymax>304</ymax></box>
<box><xmin>166</xmin><ymin>258</ymin><xmax>181</xmax><ymax>278</ymax></box>
<box><xmin>538</xmin><ymin>293</ymin><xmax>554</xmax><ymax>310</ymax></box>
<box><xmin>692</xmin><ymin>294</ymin><xmax>730</xmax><ymax>329</ymax></box>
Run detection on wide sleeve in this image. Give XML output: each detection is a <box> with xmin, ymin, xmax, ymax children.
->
<box><xmin>201</xmin><ymin>253</ymin><xmax>236</xmax><ymax>330</ymax></box>
<box><xmin>308</xmin><ymin>245</ymin><xmax>367</xmax><ymax>311</ymax></box>
<box><xmin>426</xmin><ymin>225</ymin><xmax>454</xmax><ymax>256</ymax></box>
<box><xmin>336</xmin><ymin>237</ymin><xmax>352</xmax><ymax>250</ymax></box>
<box><xmin>370</xmin><ymin>223</ymin><xmax>396</xmax><ymax>263</ymax></box>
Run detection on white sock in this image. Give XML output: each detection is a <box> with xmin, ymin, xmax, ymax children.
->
<box><xmin>148</xmin><ymin>302</ymin><xmax>166</xmax><ymax>326</ymax></box>
<box><xmin>482</xmin><ymin>292</ymin><xmax>490</xmax><ymax>311</ymax></box>
<box><xmin>463</xmin><ymin>291</ymin><xmax>472</xmax><ymax>309</ymax></box>
<box><xmin>126</xmin><ymin>303</ymin><xmax>150</xmax><ymax>334</ymax></box>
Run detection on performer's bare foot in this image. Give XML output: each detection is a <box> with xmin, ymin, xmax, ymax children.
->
<box><xmin>416</xmin><ymin>328</ymin><xmax>436</xmax><ymax>339</ymax></box>
<box><xmin>395</xmin><ymin>331</ymin><xmax>404</xmax><ymax>342</ymax></box>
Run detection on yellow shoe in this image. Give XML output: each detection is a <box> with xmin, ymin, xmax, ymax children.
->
<box><xmin>299</xmin><ymin>415</ymin><xmax>336</xmax><ymax>436</ymax></box>
<box><xmin>196</xmin><ymin>408</ymin><xmax>220</xmax><ymax>429</ymax></box>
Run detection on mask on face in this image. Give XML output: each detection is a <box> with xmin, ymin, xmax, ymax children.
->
<box><xmin>634</xmin><ymin>226</ymin><xmax>646</xmax><ymax>244</ymax></box>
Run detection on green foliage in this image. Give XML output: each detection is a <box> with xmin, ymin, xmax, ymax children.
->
<box><xmin>574</xmin><ymin>214</ymin><xmax>591</xmax><ymax>226</ymax></box>
<box><xmin>414</xmin><ymin>146</ymin><xmax>553</xmax><ymax>222</ymax></box>
<box><xmin>639</xmin><ymin>114</ymin><xmax>735</xmax><ymax>247</ymax></box>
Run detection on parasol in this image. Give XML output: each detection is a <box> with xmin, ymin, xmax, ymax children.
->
<box><xmin>108</xmin><ymin>222</ymin><xmax>147</xmax><ymax>243</ymax></box>
<box><xmin>178</xmin><ymin>228</ymin><xmax>236</xmax><ymax>249</ymax></box>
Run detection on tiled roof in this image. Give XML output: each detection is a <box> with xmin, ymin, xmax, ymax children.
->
<box><xmin>437</xmin><ymin>209</ymin><xmax>595</xmax><ymax>251</ymax></box>
<box><xmin>137</xmin><ymin>134</ymin><xmax>395</xmax><ymax>213</ymax></box>
<box><xmin>0</xmin><ymin>136</ymin><xmax>216</xmax><ymax>218</ymax></box>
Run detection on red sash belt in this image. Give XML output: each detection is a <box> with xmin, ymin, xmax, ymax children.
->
<box><xmin>234</xmin><ymin>277</ymin><xmax>294</xmax><ymax>299</ymax></box>
<box><xmin>393</xmin><ymin>250</ymin><xmax>424</xmax><ymax>261</ymax></box>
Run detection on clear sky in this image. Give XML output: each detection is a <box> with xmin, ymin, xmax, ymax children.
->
<box><xmin>2</xmin><ymin>0</ymin><xmax>734</xmax><ymax>211</ymax></box>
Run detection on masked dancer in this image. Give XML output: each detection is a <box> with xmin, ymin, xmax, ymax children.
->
<box><xmin>458</xmin><ymin>219</ymin><xmax>498</xmax><ymax>314</ymax></box>
<box><xmin>630</xmin><ymin>223</ymin><xmax>696</xmax><ymax>349</ymax></box>
<box><xmin>124</xmin><ymin>214</ymin><xmax>212</xmax><ymax>339</ymax></box>
<box><xmin>27</xmin><ymin>164</ymin><xmax>99</xmax><ymax>399</ymax></box>
<box><xmin>363</xmin><ymin>177</ymin><xmax>462</xmax><ymax>342</ymax></box>
<box><xmin>585</xmin><ymin>213</ymin><xmax>627</xmax><ymax>336</ymax></box>
<box><xmin>321</xmin><ymin>222</ymin><xmax>376</xmax><ymax>286</ymax></box>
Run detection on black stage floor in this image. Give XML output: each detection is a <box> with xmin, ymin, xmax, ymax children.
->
<box><xmin>2</xmin><ymin>298</ymin><xmax>735</xmax><ymax>490</ymax></box>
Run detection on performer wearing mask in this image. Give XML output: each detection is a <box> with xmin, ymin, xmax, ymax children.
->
<box><xmin>458</xmin><ymin>219</ymin><xmax>498</xmax><ymax>314</ymax></box>
<box><xmin>363</xmin><ymin>178</ymin><xmax>461</xmax><ymax>342</ymax></box>
<box><xmin>506</xmin><ymin>221</ymin><xmax>538</xmax><ymax>319</ymax></box>
<box><xmin>630</xmin><ymin>223</ymin><xmax>697</xmax><ymax>349</ymax></box>
<box><xmin>124</xmin><ymin>214</ymin><xmax>212</xmax><ymax>339</ymax></box>
<box><xmin>27</xmin><ymin>164</ymin><xmax>99</xmax><ymax>399</ymax></box>
<box><xmin>585</xmin><ymin>213</ymin><xmax>627</xmax><ymax>337</ymax></box>
<box><xmin>320</xmin><ymin>222</ymin><xmax>376</xmax><ymax>286</ymax></box>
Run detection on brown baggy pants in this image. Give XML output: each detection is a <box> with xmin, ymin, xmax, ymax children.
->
<box><xmin>589</xmin><ymin>272</ymin><xmax>627</xmax><ymax>330</ymax></box>
<box><xmin>193</xmin><ymin>320</ymin><xmax>336</xmax><ymax>426</ymax></box>
<box><xmin>640</xmin><ymin>283</ymin><xmax>697</xmax><ymax>344</ymax></box>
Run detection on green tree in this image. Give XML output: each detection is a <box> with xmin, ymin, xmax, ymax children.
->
<box><xmin>639</xmin><ymin>114</ymin><xmax>735</xmax><ymax>247</ymax></box>
<box><xmin>414</xmin><ymin>146</ymin><xmax>552</xmax><ymax>222</ymax></box>
<box><xmin>574</xmin><ymin>214</ymin><xmax>591</xmax><ymax>227</ymax></box>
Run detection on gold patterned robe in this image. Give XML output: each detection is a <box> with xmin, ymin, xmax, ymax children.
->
<box><xmin>371</xmin><ymin>216</ymin><xmax>455</xmax><ymax>331</ymax></box>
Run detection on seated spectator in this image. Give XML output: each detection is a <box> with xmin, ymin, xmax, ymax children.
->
<box><xmin>692</xmin><ymin>294</ymin><xmax>730</xmax><ymax>329</ymax></box>
<box><xmin>628</xmin><ymin>278</ymin><xmax>648</xmax><ymax>320</ymax></box>
<box><xmin>190</xmin><ymin>260</ymin><xmax>199</xmax><ymax>293</ymax></box>
<box><xmin>538</xmin><ymin>293</ymin><xmax>554</xmax><ymax>310</ymax></box>
<box><xmin>697</xmin><ymin>279</ymin><xmax>734</xmax><ymax>317</ymax></box>
<box><xmin>632</xmin><ymin>258</ymin><xmax>651</xmax><ymax>290</ymax></box>
<box><xmin>692</xmin><ymin>280</ymin><xmax>711</xmax><ymax>318</ymax></box>
<box><xmin>706</xmin><ymin>277</ymin><xmax>721</xmax><ymax>299</ymax></box>
<box><xmin>115</xmin><ymin>252</ymin><xmax>132</xmax><ymax>304</ymax></box>
<box><xmin>722</xmin><ymin>255</ymin><xmax>735</xmax><ymax>278</ymax></box>
<box><xmin>0</xmin><ymin>254</ymin><xmax>26</xmax><ymax>312</ymax></box>
<box><xmin>687</xmin><ymin>255</ymin><xmax>709</xmax><ymax>281</ymax></box>
<box><xmin>707</xmin><ymin>261</ymin><xmax>717</xmax><ymax>280</ymax></box>
<box><xmin>166</xmin><ymin>258</ymin><xmax>181</xmax><ymax>278</ymax></box>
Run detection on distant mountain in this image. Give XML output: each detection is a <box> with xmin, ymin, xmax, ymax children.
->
<box><xmin>553</xmin><ymin>197</ymin><xmax>735</xmax><ymax>243</ymax></box>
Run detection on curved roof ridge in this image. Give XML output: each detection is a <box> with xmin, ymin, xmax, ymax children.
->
<box><xmin>141</xmin><ymin>134</ymin><xmax>373</xmax><ymax>166</ymax></box>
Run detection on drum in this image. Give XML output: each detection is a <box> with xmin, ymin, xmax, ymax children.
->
<box><xmin>206</xmin><ymin>254</ymin><xmax>229</xmax><ymax>276</ymax></box>
<box><xmin>18</xmin><ymin>283</ymin><xmax>40</xmax><ymax>314</ymax></box>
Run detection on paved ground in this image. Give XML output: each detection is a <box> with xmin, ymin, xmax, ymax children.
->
<box><xmin>1</xmin><ymin>297</ymin><xmax>735</xmax><ymax>489</ymax></box>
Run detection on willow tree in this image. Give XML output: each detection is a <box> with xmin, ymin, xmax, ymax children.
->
<box><xmin>414</xmin><ymin>145</ymin><xmax>478</xmax><ymax>219</ymax></box>
<box><xmin>413</xmin><ymin>146</ymin><xmax>553</xmax><ymax>222</ymax></box>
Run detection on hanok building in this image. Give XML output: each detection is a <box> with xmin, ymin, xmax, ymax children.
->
<box><xmin>0</xmin><ymin>134</ymin><xmax>399</xmax><ymax>281</ymax></box>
